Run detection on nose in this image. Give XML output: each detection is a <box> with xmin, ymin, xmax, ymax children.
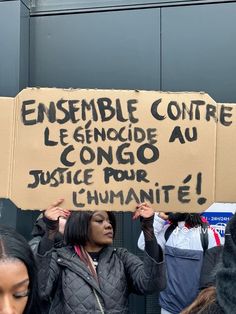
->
<box><xmin>104</xmin><ymin>220</ymin><xmax>112</xmax><ymax>229</ymax></box>
<box><xmin>0</xmin><ymin>296</ymin><xmax>15</xmax><ymax>314</ymax></box>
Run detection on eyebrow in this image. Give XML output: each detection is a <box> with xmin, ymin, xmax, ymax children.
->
<box><xmin>13</xmin><ymin>278</ymin><xmax>29</xmax><ymax>289</ymax></box>
<box><xmin>93</xmin><ymin>213</ymin><xmax>107</xmax><ymax>219</ymax></box>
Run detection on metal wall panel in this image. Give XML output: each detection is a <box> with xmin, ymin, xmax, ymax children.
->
<box><xmin>0</xmin><ymin>1</ymin><xmax>20</xmax><ymax>227</ymax></box>
<box><xmin>0</xmin><ymin>0</ymin><xmax>35</xmax><ymax>235</ymax></box>
<box><xmin>29</xmin><ymin>0</ymin><xmax>234</xmax><ymax>13</ymax></box>
<box><xmin>0</xmin><ymin>1</ymin><xmax>21</xmax><ymax>229</ymax></box>
<box><xmin>0</xmin><ymin>1</ymin><xmax>20</xmax><ymax>97</ymax></box>
<box><xmin>0</xmin><ymin>0</ymin><xmax>29</xmax><ymax>96</ymax></box>
<box><xmin>19</xmin><ymin>1</ymin><xmax>30</xmax><ymax>91</ymax></box>
<box><xmin>30</xmin><ymin>0</ymin><xmax>159</xmax><ymax>12</ymax></box>
<box><xmin>30</xmin><ymin>8</ymin><xmax>161</xmax><ymax>91</ymax></box>
<box><xmin>161</xmin><ymin>2</ymin><xmax>236</xmax><ymax>102</ymax></box>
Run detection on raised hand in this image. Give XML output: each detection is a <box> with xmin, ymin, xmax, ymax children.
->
<box><xmin>133</xmin><ymin>202</ymin><xmax>155</xmax><ymax>220</ymax></box>
<box><xmin>44</xmin><ymin>198</ymin><xmax>70</xmax><ymax>221</ymax></box>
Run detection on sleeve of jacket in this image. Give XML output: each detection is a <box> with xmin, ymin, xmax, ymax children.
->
<box><xmin>199</xmin><ymin>246</ymin><xmax>223</xmax><ymax>290</ymax></box>
<box><xmin>138</xmin><ymin>213</ymin><xmax>167</xmax><ymax>250</ymax></box>
<box><xmin>28</xmin><ymin>236</ymin><xmax>41</xmax><ymax>254</ymax></box>
<box><xmin>36</xmin><ymin>250</ymin><xmax>61</xmax><ymax>301</ymax></box>
<box><xmin>207</xmin><ymin>226</ymin><xmax>223</xmax><ymax>248</ymax></box>
<box><xmin>116</xmin><ymin>247</ymin><xmax>166</xmax><ymax>295</ymax></box>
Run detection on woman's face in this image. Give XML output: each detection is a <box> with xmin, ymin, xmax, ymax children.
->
<box><xmin>0</xmin><ymin>259</ymin><xmax>29</xmax><ymax>314</ymax></box>
<box><xmin>86</xmin><ymin>211</ymin><xmax>113</xmax><ymax>252</ymax></box>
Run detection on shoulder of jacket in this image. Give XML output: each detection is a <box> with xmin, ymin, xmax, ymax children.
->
<box><xmin>29</xmin><ymin>235</ymin><xmax>41</xmax><ymax>246</ymax></box>
<box><xmin>114</xmin><ymin>247</ymin><xmax>128</xmax><ymax>253</ymax></box>
<box><xmin>113</xmin><ymin>247</ymin><xmax>134</xmax><ymax>261</ymax></box>
<box><xmin>55</xmin><ymin>246</ymin><xmax>73</xmax><ymax>258</ymax></box>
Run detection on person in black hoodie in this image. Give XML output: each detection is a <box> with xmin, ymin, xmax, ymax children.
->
<box><xmin>29</xmin><ymin>213</ymin><xmax>66</xmax><ymax>253</ymax></box>
<box><xmin>215</xmin><ymin>211</ymin><xmax>236</xmax><ymax>314</ymax></box>
<box><xmin>29</xmin><ymin>211</ymin><xmax>68</xmax><ymax>313</ymax></box>
<box><xmin>199</xmin><ymin>245</ymin><xmax>223</xmax><ymax>290</ymax></box>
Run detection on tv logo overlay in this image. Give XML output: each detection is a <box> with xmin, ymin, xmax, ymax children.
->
<box><xmin>202</xmin><ymin>212</ymin><xmax>234</xmax><ymax>237</ymax></box>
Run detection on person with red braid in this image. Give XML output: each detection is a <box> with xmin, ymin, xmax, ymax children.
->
<box><xmin>36</xmin><ymin>200</ymin><xmax>166</xmax><ymax>313</ymax></box>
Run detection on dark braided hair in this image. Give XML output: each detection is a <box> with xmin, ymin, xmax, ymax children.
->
<box><xmin>185</xmin><ymin>213</ymin><xmax>204</xmax><ymax>228</ymax></box>
<box><xmin>168</xmin><ymin>213</ymin><xmax>204</xmax><ymax>228</ymax></box>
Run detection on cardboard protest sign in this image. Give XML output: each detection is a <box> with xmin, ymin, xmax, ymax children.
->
<box><xmin>0</xmin><ymin>97</ymin><xmax>15</xmax><ymax>199</ymax></box>
<box><xmin>0</xmin><ymin>88</ymin><xmax>235</xmax><ymax>212</ymax></box>
<box><xmin>215</xmin><ymin>103</ymin><xmax>236</xmax><ymax>203</ymax></box>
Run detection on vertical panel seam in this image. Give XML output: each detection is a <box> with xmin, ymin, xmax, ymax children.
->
<box><xmin>160</xmin><ymin>7</ymin><xmax>162</xmax><ymax>91</ymax></box>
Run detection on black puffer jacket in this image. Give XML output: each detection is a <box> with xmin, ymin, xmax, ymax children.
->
<box><xmin>37</xmin><ymin>245</ymin><xmax>166</xmax><ymax>313</ymax></box>
<box><xmin>216</xmin><ymin>213</ymin><xmax>236</xmax><ymax>314</ymax></box>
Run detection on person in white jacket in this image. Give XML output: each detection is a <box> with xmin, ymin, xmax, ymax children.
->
<box><xmin>138</xmin><ymin>205</ymin><xmax>222</xmax><ymax>314</ymax></box>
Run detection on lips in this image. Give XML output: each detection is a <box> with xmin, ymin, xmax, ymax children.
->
<box><xmin>104</xmin><ymin>232</ymin><xmax>113</xmax><ymax>238</ymax></box>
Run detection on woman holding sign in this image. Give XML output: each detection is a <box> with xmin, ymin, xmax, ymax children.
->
<box><xmin>36</xmin><ymin>199</ymin><xmax>165</xmax><ymax>314</ymax></box>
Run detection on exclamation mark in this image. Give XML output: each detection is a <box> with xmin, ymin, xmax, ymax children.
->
<box><xmin>196</xmin><ymin>172</ymin><xmax>207</xmax><ymax>205</ymax></box>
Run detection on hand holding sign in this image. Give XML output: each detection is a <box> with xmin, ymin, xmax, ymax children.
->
<box><xmin>133</xmin><ymin>202</ymin><xmax>155</xmax><ymax>220</ymax></box>
<box><xmin>44</xmin><ymin>198</ymin><xmax>70</xmax><ymax>221</ymax></box>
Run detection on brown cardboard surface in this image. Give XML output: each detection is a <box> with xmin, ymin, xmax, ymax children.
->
<box><xmin>215</xmin><ymin>103</ymin><xmax>236</xmax><ymax>202</ymax></box>
<box><xmin>0</xmin><ymin>88</ymin><xmax>224</xmax><ymax>212</ymax></box>
<box><xmin>0</xmin><ymin>98</ymin><xmax>15</xmax><ymax>198</ymax></box>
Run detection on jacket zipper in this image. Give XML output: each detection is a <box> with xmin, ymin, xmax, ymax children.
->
<box><xmin>93</xmin><ymin>288</ymin><xmax>105</xmax><ymax>314</ymax></box>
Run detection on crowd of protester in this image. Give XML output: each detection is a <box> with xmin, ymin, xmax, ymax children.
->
<box><xmin>0</xmin><ymin>201</ymin><xmax>235</xmax><ymax>314</ymax></box>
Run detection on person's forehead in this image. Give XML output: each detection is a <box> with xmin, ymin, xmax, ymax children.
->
<box><xmin>0</xmin><ymin>259</ymin><xmax>29</xmax><ymax>281</ymax></box>
<box><xmin>92</xmin><ymin>211</ymin><xmax>108</xmax><ymax>219</ymax></box>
